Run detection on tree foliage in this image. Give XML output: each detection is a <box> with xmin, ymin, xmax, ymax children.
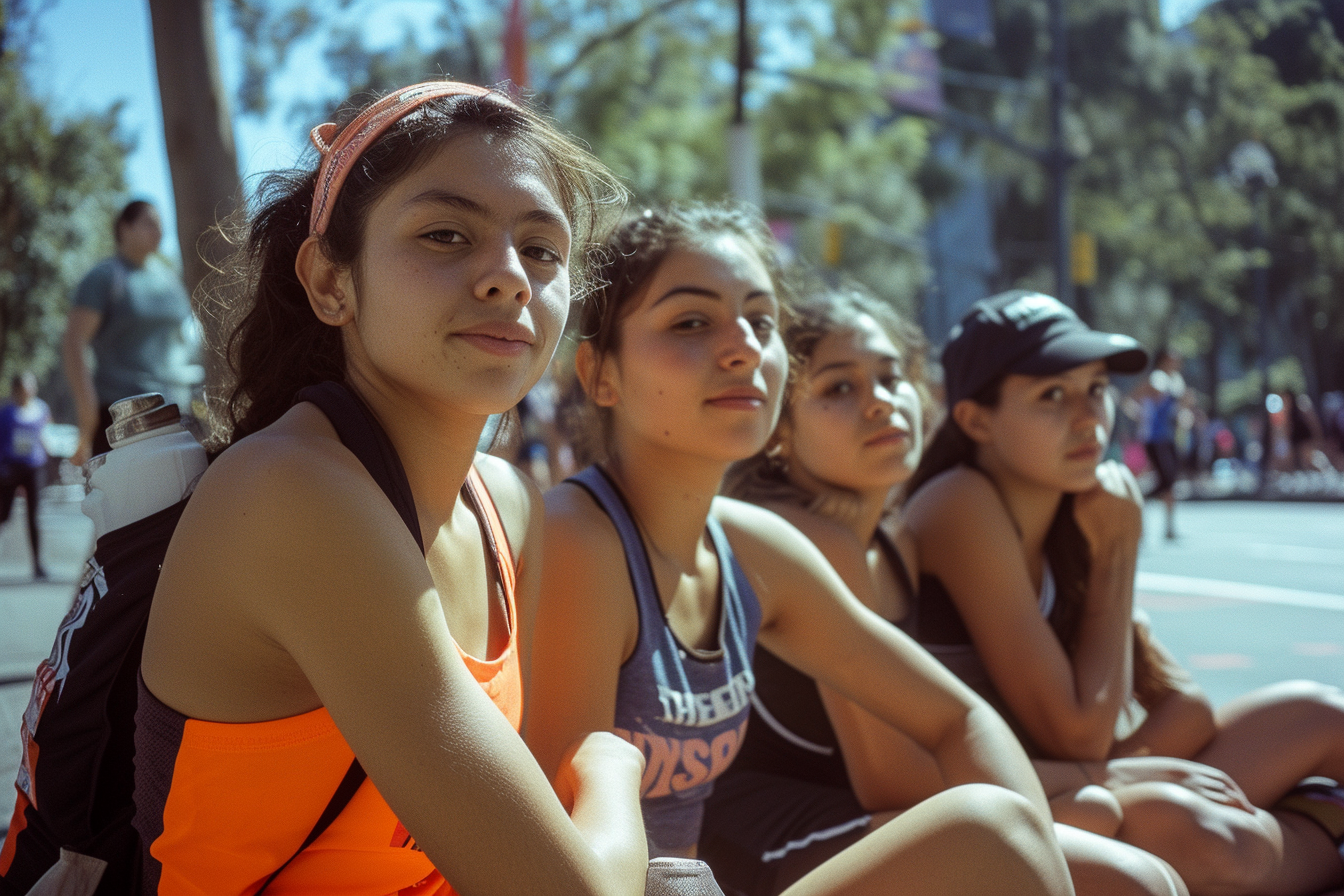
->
<box><xmin>224</xmin><ymin>0</ymin><xmax>937</xmax><ymax>314</ymax></box>
<box><xmin>0</xmin><ymin>2</ymin><xmax>128</xmax><ymax>388</ymax></box>
<box><xmin>938</xmin><ymin>0</ymin><xmax>1344</xmax><ymax>405</ymax></box>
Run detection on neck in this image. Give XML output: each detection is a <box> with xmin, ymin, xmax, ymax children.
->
<box><xmin>602</xmin><ymin>436</ymin><xmax>725</xmax><ymax>571</ymax></box>
<box><xmin>787</xmin><ymin>467</ymin><xmax>892</xmax><ymax>543</ymax></box>
<box><xmin>346</xmin><ymin>372</ymin><xmax>488</xmax><ymax>540</ymax></box>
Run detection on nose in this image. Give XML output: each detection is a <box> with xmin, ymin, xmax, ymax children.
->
<box><xmin>866</xmin><ymin>383</ymin><xmax>897</xmax><ymax>420</ymax></box>
<box><xmin>719</xmin><ymin>317</ymin><xmax>764</xmax><ymax>370</ymax></box>
<box><xmin>474</xmin><ymin>239</ymin><xmax>532</xmax><ymax>306</ymax></box>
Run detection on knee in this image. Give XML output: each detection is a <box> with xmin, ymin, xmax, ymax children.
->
<box><xmin>1052</xmin><ymin>784</ymin><xmax>1124</xmax><ymax>838</ymax></box>
<box><xmin>939</xmin><ymin>783</ymin><xmax>1058</xmax><ymax>861</ymax></box>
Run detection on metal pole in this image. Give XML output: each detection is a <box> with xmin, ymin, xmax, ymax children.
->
<box><xmin>1048</xmin><ymin>0</ymin><xmax>1073</xmax><ymax>309</ymax></box>
<box><xmin>1252</xmin><ymin>183</ymin><xmax>1272</xmax><ymax>495</ymax></box>
<box><xmin>734</xmin><ymin>0</ymin><xmax>748</xmax><ymax>125</ymax></box>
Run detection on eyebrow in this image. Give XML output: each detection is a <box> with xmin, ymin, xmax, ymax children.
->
<box><xmin>651</xmin><ymin>286</ymin><xmax>774</xmax><ymax>309</ymax></box>
<box><xmin>403</xmin><ymin>189</ymin><xmax>570</xmax><ymax>234</ymax></box>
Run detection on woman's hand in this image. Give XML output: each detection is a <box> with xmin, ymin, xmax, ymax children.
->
<box><xmin>1072</xmin><ymin>460</ymin><xmax>1144</xmax><ymax>555</ymax></box>
<box><xmin>1101</xmin><ymin>756</ymin><xmax>1255</xmax><ymax>813</ymax></box>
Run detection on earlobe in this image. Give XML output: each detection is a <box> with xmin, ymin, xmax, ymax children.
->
<box><xmin>295</xmin><ymin>236</ymin><xmax>353</xmax><ymax>326</ymax></box>
<box><xmin>952</xmin><ymin>399</ymin><xmax>991</xmax><ymax>443</ymax></box>
<box><xmin>575</xmin><ymin>341</ymin><xmax>618</xmax><ymax>407</ymax></box>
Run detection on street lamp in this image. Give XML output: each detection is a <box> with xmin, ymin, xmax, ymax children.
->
<box><xmin>1228</xmin><ymin>139</ymin><xmax>1277</xmax><ymax>493</ymax></box>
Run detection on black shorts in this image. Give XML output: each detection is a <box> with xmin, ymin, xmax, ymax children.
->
<box><xmin>1145</xmin><ymin>441</ymin><xmax>1179</xmax><ymax>496</ymax></box>
<box><xmin>699</xmin><ymin>771</ymin><xmax>871</xmax><ymax>896</ymax></box>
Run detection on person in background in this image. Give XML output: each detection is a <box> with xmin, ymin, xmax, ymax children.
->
<box><xmin>61</xmin><ymin>200</ymin><xmax>202</xmax><ymax>465</ymax></box>
<box><xmin>1128</xmin><ymin>349</ymin><xmax>1185</xmax><ymax>540</ymax></box>
<box><xmin>0</xmin><ymin>371</ymin><xmax>51</xmax><ymax>579</ymax></box>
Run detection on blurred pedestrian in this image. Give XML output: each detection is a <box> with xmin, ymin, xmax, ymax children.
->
<box><xmin>0</xmin><ymin>371</ymin><xmax>51</xmax><ymax>579</ymax></box>
<box><xmin>1132</xmin><ymin>349</ymin><xmax>1185</xmax><ymax>540</ymax></box>
<box><xmin>61</xmin><ymin>200</ymin><xmax>202</xmax><ymax>466</ymax></box>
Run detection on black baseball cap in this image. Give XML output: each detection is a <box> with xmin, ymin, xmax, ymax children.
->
<box><xmin>942</xmin><ymin>290</ymin><xmax>1148</xmax><ymax>406</ymax></box>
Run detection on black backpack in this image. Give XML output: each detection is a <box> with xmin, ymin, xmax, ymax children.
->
<box><xmin>0</xmin><ymin>382</ymin><xmax>423</xmax><ymax>895</ymax></box>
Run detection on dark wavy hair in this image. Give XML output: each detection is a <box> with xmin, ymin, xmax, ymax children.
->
<box><xmin>567</xmin><ymin>200</ymin><xmax>794</xmax><ymax>465</ymax></box>
<box><xmin>724</xmin><ymin>283</ymin><xmax>929</xmax><ymax>520</ymax></box>
<box><xmin>903</xmin><ymin>380</ymin><xmax>1179</xmax><ymax>709</ymax></box>
<box><xmin>203</xmin><ymin>84</ymin><xmax>627</xmax><ymax>448</ymax></box>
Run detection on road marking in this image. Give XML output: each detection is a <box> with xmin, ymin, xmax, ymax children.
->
<box><xmin>1136</xmin><ymin>572</ymin><xmax>1344</xmax><ymax>612</ymax></box>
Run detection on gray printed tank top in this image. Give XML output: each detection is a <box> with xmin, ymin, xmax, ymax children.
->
<box><xmin>568</xmin><ymin>466</ymin><xmax>762</xmax><ymax>857</ymax></box>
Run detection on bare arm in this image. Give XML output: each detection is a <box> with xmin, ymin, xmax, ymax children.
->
<box><xmin>904</xmin><ymin>467</ymin><xmax>1138</xmax><ymax>760</ymax></box>
<box><xmin>720</xmin><ymin>499</ymin><xmax>1054</xmax><ymax>820</ymax></box>
<box><xmin>61</xmin><ymin>306</ymin><xmax>102</xmax><ymax>465</ymax></box>
<box><xmin>1111</xmin><ymin>625</ymin><xmax>1216</xmax><ymax>759</ymax></box>
<box><xmin>144</xmin><ymin>425</ymin><xmax>646</xmax><ymax>896</ymax></box>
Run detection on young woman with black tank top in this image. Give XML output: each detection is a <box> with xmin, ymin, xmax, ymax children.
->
<box><xmin>130</xmin><ymin>81</ymin><xmax>650</xmax><ymax>895</ymax></box>
<box><xmin>901</xmin><ymin>290</ymin><xmax>1344</xmax><ymax>896</ymax></box>
<box><xmin>525</xmin><ymin>203</ymin><xmax>1077</xmax><ymax>896</ymax></box>
<box><xmin>699</xmin><ymin>285</ymin><xmax>1188</xmax><ymax>896</ymax></box>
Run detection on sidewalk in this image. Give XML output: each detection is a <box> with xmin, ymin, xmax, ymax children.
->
<box><xmin>0</xmin><ymin>485</ymin><xmax>95</xmax><ymax>834</ymax></box>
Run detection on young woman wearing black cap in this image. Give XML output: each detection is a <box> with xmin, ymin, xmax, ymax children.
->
<box><xmin>899</xmin><ymin>291</ymin><xmax>1344</xmax><ymax>896</ymax></box>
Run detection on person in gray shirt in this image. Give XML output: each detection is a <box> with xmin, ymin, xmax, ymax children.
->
<box><xmin>61</xmin><ymin>200</ymin><xmax>202</xmax><ymax>463</ymax></box>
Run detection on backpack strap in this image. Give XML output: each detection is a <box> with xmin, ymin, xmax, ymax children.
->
<box><xmin>251</xmin><ymin>382</ymin><xmax>430</xmax><ymax>892</ymax></box>
<box><xmin>254</xmin><ymin>760</ymin><xmax>367</xmax><ymax>895</ymax></box>
<box><xmin>293</xmin><ymin>381</ymin><xmax>424</xmax><ymax>553</ymax></box>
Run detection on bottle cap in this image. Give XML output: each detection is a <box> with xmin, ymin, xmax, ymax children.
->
<box><xmin>106</xmin><ymin>393</ymin><xmax>182</xmax><ymax>448</ymax></box>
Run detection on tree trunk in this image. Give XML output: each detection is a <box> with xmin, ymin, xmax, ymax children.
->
<box><xmin>146</xmin><ymin>0</ymin><xmax>240</xmax><ymax>355</ymax></box>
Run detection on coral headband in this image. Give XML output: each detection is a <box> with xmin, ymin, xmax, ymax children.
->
<box><xmin>308</xmin><ymin>80</ymin><xmax>498</xmax><ymax>236</ymax></box>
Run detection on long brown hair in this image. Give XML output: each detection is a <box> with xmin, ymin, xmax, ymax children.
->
<box><xmin>203</xmin><ymin>85</ymin><xmax>626</xmax><ymax>449</ymax></box>
<box><xmin>724</xmin><ymin>283</ymin><xmax>929</xmax><ymax>522</ymax></box>
<box><xmin>904</xmin><ymin>382</ymin><xmax>1177</xmax><ymax>708</ymax></box>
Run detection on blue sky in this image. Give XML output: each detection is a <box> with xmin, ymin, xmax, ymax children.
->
<box><xmin>25</xmin><ymin>0</ymin><xmax>1216</xmax><ymax>261</ymax></box>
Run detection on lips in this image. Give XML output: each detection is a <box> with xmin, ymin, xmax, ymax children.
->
<box><xmin>864</xmin><ymin>425</ymin><xmax>910</xmax><ymax>448</ymax></box>
<box><xmin>1066</xmin><ymin>442</ymin><xmax>1103</xmax><ymax>462</ymax></box>
<box><xmin>705</xmin><ymin>385</ymin><xmax>768</xmax><ymax>410</ymax></box>
<box><xmin>455</xmin><ymin>319</ymin><xmax>536</xmax><ymax>356</ymax></box>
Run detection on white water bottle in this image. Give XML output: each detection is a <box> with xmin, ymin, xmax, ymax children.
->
<box><xmin>81</xmin><ymin>393</ymin><xmax>209</xmax><ymax>540</ymax></box>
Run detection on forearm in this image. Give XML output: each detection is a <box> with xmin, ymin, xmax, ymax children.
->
<box><xmin>566</xmin><ymin>755</ymin><xmax>648</xmax><ymax>890</ymax></box>
<box><xmin>1066</xmin><ymin>540</ymin><xmax>1139</xmax><ymax>756</ymax></box>
<box><xmin>61</xmin><ymin>337</ymin><xmax>100</xmax><ymax>436</ymax></box>
<box><xmin>1111</xmin><ymin>687</ymin><xmax>1216</xmax><ymax>759</ymax></box>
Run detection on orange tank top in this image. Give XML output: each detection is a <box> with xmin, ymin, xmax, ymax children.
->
<box><xmin>134</xmin><ymin>468</ymin><xmax>520</xmax><ymax>895</ymax></box>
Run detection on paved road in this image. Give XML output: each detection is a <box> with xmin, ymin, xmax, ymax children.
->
<box><xmin>1134</xmin><ymin>500</ymin><xmax>1344</xmax><ymax>707</ymax></box>
<box><xmin>0</xmin><ymin>492</ymin><xmax>1340</xmax><ymax>833</ymax></box>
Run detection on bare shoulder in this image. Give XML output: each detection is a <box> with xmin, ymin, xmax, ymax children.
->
<box><xmin>761</xmin><ymin>499</ymin><xmax>867</xmax><ymax>564</ymax></box>
<box><xmin>902</xmin><ymin>466</ymin><xmax>1005</xmax><ymax>531</ymax></box>
<box><xmin>540</xmin><ymin>479</ymin><xmax>631</xmax><ymax>604</ymax></box>
<box><xmin>711</xmin><ymin>497</ymin><xmax>845</xmax><ymax>618</ymax></box>
<box><xmin>471</xmin><ymin>452</ymin><xmax>541</xmax><ymax>558</ymax></box>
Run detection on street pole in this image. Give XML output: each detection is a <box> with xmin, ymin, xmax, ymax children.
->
<box><xmin>1252</xmin><ymin>183</ymin><xmax>1272</xmax><ymax>495</ymax></box>
<box><xmin>1048</xmin><ymin>0</ymin><xmax>1073</xmax><ymax>310</ymax></box>
<box><xmin>727</xmin><ymin>0</ymin><xmax>763</xmax><ymax>207</ymax></box>
<box><xmin>1228</xmin><ymin>139</ymin><xmax>1276</xmax><ymax>496</ymax></box>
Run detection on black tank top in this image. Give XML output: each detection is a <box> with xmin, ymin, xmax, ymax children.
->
<box><xmin>725</xmin><ymin>529</ymin><xmax>915</xmax><ymax>788</ymax></box>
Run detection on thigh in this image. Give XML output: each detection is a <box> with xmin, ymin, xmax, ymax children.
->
<box><xmin>700</xmin><ymin>772</ymin><xmax>871</xmax><ymax>896</ymax></box>
<box><xmin>1199</xmin><ymin>681</ymin><xmax>1344</xmax><ymax>807</ymax></box>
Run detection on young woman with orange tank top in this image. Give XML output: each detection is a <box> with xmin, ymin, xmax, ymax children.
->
<box><xmin>698</xmin><ymin>284</ymin><xmax>1189</xmax><ymax>896</ymax></box>
<box><xmin>900</xmin><ymin>291</ymin><xmax>1344</xmax><ymax>896</ymax></box>
<box><xmin>525</xmin><ymin>203</ymin><xmax>1077</xmax><ymax>896</ymax></box>
<box><xmin>130</xmin><ymin>82</ymin><xmax>649</xmax><ymax>895</ymax></box>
